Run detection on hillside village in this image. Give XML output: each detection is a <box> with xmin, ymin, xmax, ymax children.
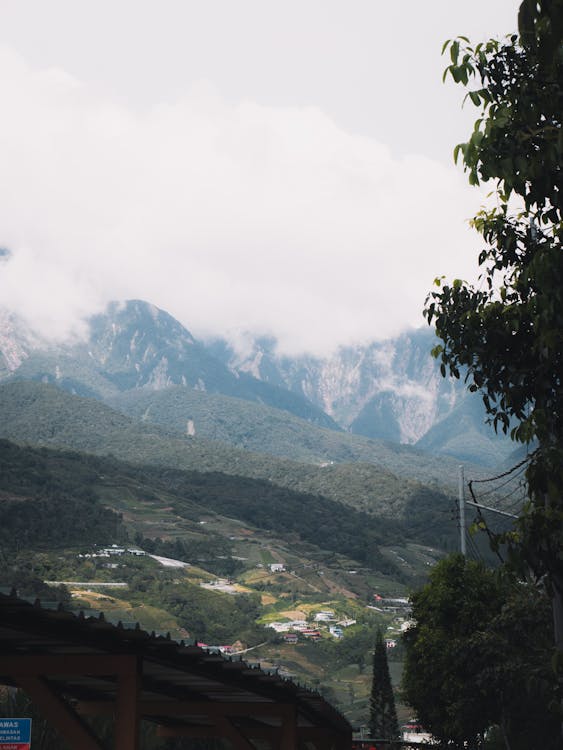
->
<box><xmin>70</xmin><ymin>544</ymin><xmax>412</xmax><ymax>653</ymax></box>
<box><xmin>0</xmin><ymin>422</ymin><xmax>449</xmax><ymax>732</ymax></box>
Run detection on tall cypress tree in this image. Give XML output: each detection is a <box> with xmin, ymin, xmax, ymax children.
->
<box><xmin>369</xmin><ymin>630</ymin><xmax>399</xmax><ymax>741</ymax></box>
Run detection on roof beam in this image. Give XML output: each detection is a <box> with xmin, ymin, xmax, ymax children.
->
<box><xmin>15</xmin><ymin>675</ymin><xmax>104</xmax><ymax>750</ymax></box>
<box><xmin>0</xmin><ymin>653</ymin><xmax>138</xmax><ymax>676</ymax></box>
<box><xmin>159</xmin><ymin>716</ymin><xmax>258</xmax><ymax>750</ymax></box>
<box><xmin>78</xmin><ymin>699</ymin><xmax>293</xmax><ymax>718</ymax></box>
<box><xmin>216</xmin><ymin>716</ymin><xmax>258</xmax><ymax>750</ymax></box>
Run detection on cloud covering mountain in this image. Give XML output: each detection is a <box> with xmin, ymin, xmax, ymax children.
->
<box><xmin>0</xmin><ymin>43</ymin><xmax>488</xmax><ymax>356</ymax></box>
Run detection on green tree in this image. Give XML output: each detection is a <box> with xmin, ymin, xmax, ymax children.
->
<box><xmin>369</xmin><ymin>630</ymin><xmax>399</xmax><ymax>742</ymax></box>
<box><xmin>424</xmin><ymin>2</ymin><xmax>563</xmax><ymax>654</ymax></box>
<box><xmin>402</xmin><ymin>555</ymin><xmax>560</xmax><ymax>749</ymax></box>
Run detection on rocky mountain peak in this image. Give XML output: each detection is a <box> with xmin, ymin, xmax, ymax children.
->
<box><xmin>0</xmin><ymin>309</ymin><xmax>43</xmax><ymax>377</ymax></box>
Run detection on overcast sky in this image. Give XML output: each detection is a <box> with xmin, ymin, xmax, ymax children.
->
<box><xmin>0</xmin><ymin>1</ymin><xmax>520</xmax><ymax>355</ymax></box>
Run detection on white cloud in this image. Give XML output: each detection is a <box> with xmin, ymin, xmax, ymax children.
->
<box><xmin>0</xmin><ymin>46</ymin><xmax>484</xmax><ymax>355</ymax></box>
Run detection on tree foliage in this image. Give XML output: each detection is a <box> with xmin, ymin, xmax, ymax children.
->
<box><xmin>0</xmin><ymin>439</ymin><xmax>127</xmax><ymax>551</ymax></box>
<box><xmin>369</xmin><ymin>630</ymin><xmax>399</xmax><ymax>741</ymax></box>
<box><xmin>402</xmin><ymin>555</ymin><xmax>560</xmax><ymax>749</ymax></box>
<box><xmin>424</xmin><ymin>3</ymin><xmax>563</xmax><ymax>603</ymax></box>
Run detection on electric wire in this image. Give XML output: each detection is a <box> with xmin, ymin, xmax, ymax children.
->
<box><xmin>468</xmin><ymin>462</ymin><xmax>529</xmax><ymax>500</ymax></box>
<box><xmin>465</xmin><ymin>528</ymin><xmax>484</xmax><ymax>563</ymax></box>
<box><xmin>469</xmin><ymin>451</ymin><xmax>535</xmax><ymax>485</ymax></box>
<box><xmin>468</xmin><ymin>481</ymin><xmax>507</xmax><ymax>565</ymax></box>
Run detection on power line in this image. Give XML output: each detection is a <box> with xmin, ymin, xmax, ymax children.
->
<box><xmin>465</xmin><ymin>529</ymin><xmax>484</xmax><ymax>563</ymax></box>
<box><xmin>456</xmin><ymin>457</ymin><xmax>531</xmax><ymax>560</ymax></box>
<box><xmin>467</xmin><ymin>480</ymin><xmax>512</xmax><ymax>564</ymax></box>
<box><xmin>469</xmin><ymin>452</ymin><xmax>535</xmax><ymax>485</ymax></box>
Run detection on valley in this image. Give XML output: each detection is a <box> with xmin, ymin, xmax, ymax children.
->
<box><xmin>0</xmin><ymin>299</ymin><xmax>513</xmax><ymax>727</ymax></box>
<box><xmin>0</xmin><ymin>439</ymin><xmax>436</xmax><ymax>725</ymax></box>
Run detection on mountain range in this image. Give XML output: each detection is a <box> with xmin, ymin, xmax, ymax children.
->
<box><xmin>0</xmin><ymin>299</ymin><xmax>512</xmax><ymax>467</ymax></box>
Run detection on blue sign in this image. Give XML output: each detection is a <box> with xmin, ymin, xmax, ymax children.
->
<box><xmin>0</xmin><ymin>718</ymin><xmax>32</xmax><ymax>747</ymax></box>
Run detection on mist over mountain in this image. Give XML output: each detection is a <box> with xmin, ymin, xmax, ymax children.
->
<box><xmin>0</xmin><ymin>299</ymin><xmax>513</xmax><ymax>466</ymax></box>
<box><xmin>0</xmin><ymin>300</ymin><xmax>337</xmax><ymax>429</ymax></box>
<box><xmin>209</xmin><ymin>327</ymin><xmax>513</xmax><ymax>466</ymax></box>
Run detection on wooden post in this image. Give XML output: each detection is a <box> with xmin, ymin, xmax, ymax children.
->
<box><xmin>280</xmin><ymin>704</ymin><xmax>297</xmax><ymax>750</ymax></box>
<box><xmin>115</xmin><ymin>655</ymin><xmax>141</xmax><ymax>750</ymax></box>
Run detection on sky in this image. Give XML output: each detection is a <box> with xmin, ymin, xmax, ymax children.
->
<box><xmin>0</xmin><ymin>1</ymin><xmax>521</xmax><ymax>355</ymax></box>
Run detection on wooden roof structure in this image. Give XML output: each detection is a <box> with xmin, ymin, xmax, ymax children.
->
<box><xmin>0</xmin><ymin>591</ymin><xmax>352</xmax><ymax>750</ymax></box>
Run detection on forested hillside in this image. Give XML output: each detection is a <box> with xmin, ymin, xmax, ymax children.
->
<box><xmin>0</xmin><ymin>440</ymin><xmax>127</xmax><ymax>550</ymax></box>
<box><xmin>0</xmin><ymin>380</ymin><xmax>470</xmax><ymax>519</ymax></box>
<box><xmin>0</xmin><ymin>439</ymin><xmax>458</xmax><ymax>576</ymax></box>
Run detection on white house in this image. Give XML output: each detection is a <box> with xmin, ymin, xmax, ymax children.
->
<box><xmin>267</xmin><ymin>622</ymin><xmax>291</xmax><ymax>633</ymax></box>
<box><xmin>314</xmin><ymin>611</ymin><xmax>335</xmax><ymax>622</ymax></box>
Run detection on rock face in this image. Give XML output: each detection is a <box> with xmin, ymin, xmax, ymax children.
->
<box><xmin>0</xmin><ymin>310</ymin><xmax>36</xmax><ymax>376</ymax></box>
<box><xmin>210</xmin><ymin>328</ymin><xmax>460</xmax><ymax>443</ymax></box>
<box><xmin>84</xmin><ymin>300</ymin><xmax>235</xmax><ymax>393</ymax></box>
<box><xmin>209</xmin><ymin>327</ymin><xmax>514</xmax><ymax>466</ymax></box>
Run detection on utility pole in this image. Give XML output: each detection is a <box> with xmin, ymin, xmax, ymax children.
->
<box><xmin>459</xmin><ymin>465</ymin><xmax>466</xmax><ymax>556</ymax></box>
